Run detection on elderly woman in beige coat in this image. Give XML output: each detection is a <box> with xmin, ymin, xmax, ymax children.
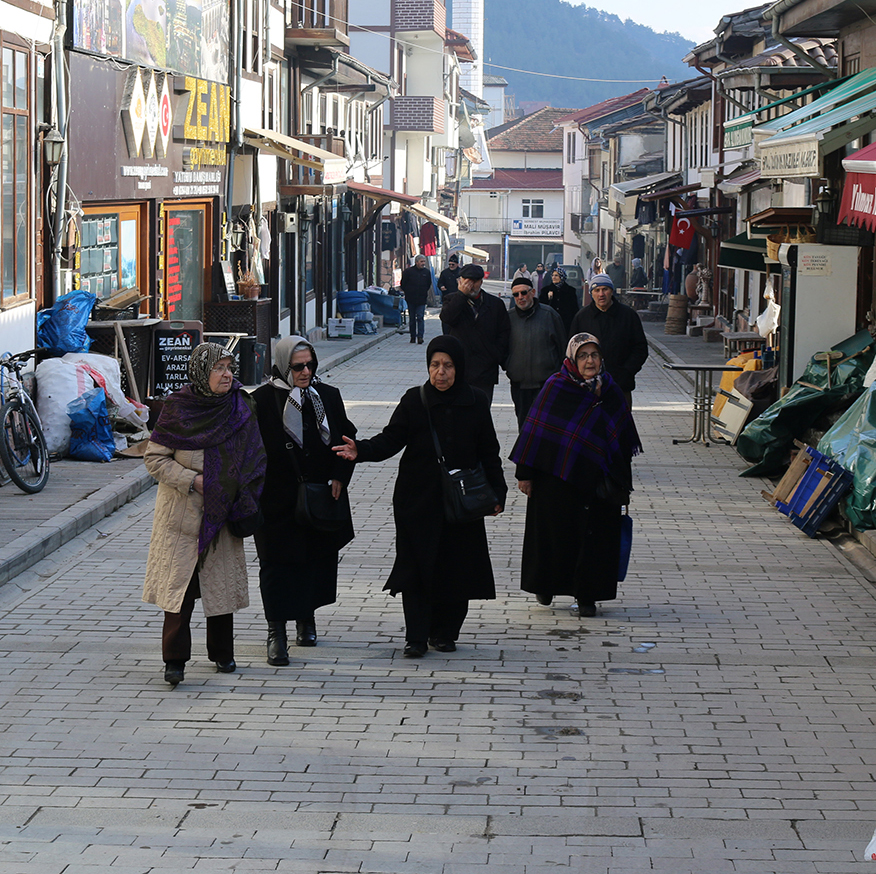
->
<box><xmin>142</xmin><ymin>343</ymin><xmax>266</xmax><ymax>686</ymax></box>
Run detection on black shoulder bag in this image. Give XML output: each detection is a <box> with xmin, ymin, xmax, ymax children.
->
<box><xmin>420</xmin><ymin>386</ymin><xmax>498</xmax><ymax>524</ymax></box>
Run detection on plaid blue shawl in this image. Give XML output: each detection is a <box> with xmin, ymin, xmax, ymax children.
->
<box><xmin>510</xmin><ymin>359</ymin><xmax>642</xmax><ymax>484</ymax></box>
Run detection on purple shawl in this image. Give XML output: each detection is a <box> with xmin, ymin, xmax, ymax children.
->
<box><xmin>151</xmin><ymin>382</ymin><xmax>266</xmax><ymax>554</ymax></box>
<box><xmin>510</xmin><ymin>359</ymin><xmax>642</xmax><ymax>484</ymax></box>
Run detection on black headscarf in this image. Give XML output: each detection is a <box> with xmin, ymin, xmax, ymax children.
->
<box><xmin>424</xmin><ymin>334</ymin><xmax>467</xmax><ymax>402</ymax></box>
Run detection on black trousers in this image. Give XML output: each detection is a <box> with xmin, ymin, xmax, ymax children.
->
<box><xmin>510</xmin><ymin>383</ymin><xmax>542</xmax><ymax>429</ymax></box>
<box><xmin>162</xmin><ymin>569</ymin><xmax>234</xmax><ymax>665</ymax></box>
<box><xmin>402</xmin><ymin>589</ymin><xmax>469</xmax><ymax>644</ymax></box>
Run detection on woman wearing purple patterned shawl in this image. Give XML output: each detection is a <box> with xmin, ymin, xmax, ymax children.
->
<box><xmin>142</xmin><ymin>343</ymin><xmax>266</xmax><ymax>687</ymax></box>
<box><xmin>510</xmin><ymin>333</ymin><xmax>641</xmax><ymax>619</ymax></box>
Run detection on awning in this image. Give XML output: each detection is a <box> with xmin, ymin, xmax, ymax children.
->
<box><xmin>608</xmin><ymin>171</ymin><xmax>680</xmax><ymax>208</ymax></box>
<box><xmin>722</xmin><ymin>76</ymin><xmax>849</xmax><ymax>150</ymax></box>
<box><xmin>718</xmin><ymin>166</ymin><xmax>762</xmax><ymax>194</ymax></box>
<box><xmin>638</xmin><ymin>181</ymin><xmax>701</xmax><ymax>202</ymax></box>
<box><xmin>243</xmin><ymin>127</ymin><xmax>347</xmax><ymax>185</ymax></box>
<box><xmin>718</xmin><ymin>232</ymin><xmax>773</xmax><ymax>274</ymax></box>
<box><xmin>462</xmin><ymin>245</ymin><xmax>488</xmax><ymax>260</ymax></box>
<box><xmin>403</xmin><ymin>202</ymin><xmax>459</xmax><ymax>235</ymax></box>
<box><xmin>345</xmin><ymin>180</ymin><xmax>420</xmax><ymax>205</ymax></box>
<box><xmin>755</xmin><ymin>68</ymin><xmax>876</xmax><ymax>178</ymax></box>
<box><xmin>838</xmin><ymin>142</ymin><xmax>876</xmax><ymax>230</ymax></box>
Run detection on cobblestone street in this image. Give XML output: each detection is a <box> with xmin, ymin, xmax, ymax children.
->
<box><xmin>2</xmin><ymin>312</ymin><xmax>876</xmax><ymax>873</ymax></box>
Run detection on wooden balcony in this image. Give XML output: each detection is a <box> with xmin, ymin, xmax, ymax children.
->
<box><xmin>284</xmin><ymin>0</ymin><xmax>349</xmax><ymax>48</ymax></box>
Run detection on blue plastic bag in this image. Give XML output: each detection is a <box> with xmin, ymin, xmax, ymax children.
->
<box><xmin>618</xmin><ymin>512</ymin><xmax>633</xmax><ymax>581</ymax></box>
<box><xmin>37</xmin><ymin>290</ymin><xmax>96</xmax><ymax>354</ymax></box>
<box><xmin>67</xmin><ymin>387</ymin><xmax>115</xmax><ymax>462</ymax></box>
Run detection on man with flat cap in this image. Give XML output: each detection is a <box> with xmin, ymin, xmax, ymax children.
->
<box><xmin>506</xmin><ymin>275</ymin><xmax>565</xmax><ymax>428</ymax></box>
<box><xmin>440</xmin><ymin>263</ymin><xmax>511</xmax><ymax>403</ymax></box>
<box><xmin>569</xmin><ymin>272</ymin><xmax>648</xmax><ymax>408</ymax></box>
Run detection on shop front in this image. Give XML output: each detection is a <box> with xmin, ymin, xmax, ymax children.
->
<box><xmin>64</xmin><ymin>53</ymin><xmax>229</xmax><ymax>324</ymax></box>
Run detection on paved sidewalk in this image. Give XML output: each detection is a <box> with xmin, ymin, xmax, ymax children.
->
<box><xmin>0</xmin><ymin>326</ymin><xmax>404</xmax><ymax>586</ymax></box>
<box><xmin>1</xmin><ymin>309</ymin><xmax>876</xmax><ymax>872</ymax></box>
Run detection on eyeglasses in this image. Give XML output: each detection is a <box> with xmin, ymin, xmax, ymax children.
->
<box><xmin>511</xmin><ymin>290</ymin><xmax>532</xmax><ymax>298</ymax></box>
<box><xmin>577</xmin><ymin>351</ymin><xmax>601</xmax><ymax>361</ymax></box>
<box><xmin>210</xmin><ymin>363</ymin><xmax>235</xmax><ymax>374</ymax></box>
<box><xmin>290</xmin><ymin>361</ymin><xmax>314</xmax><ymax>373</ymax></box>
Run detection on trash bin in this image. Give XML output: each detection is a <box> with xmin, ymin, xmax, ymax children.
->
<box><xmin>237</xmin><ymin>336</ymin><xmax>266</xmax><ymax>386</ymax></box>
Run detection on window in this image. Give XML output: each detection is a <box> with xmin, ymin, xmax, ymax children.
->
<box><xmin>81</xmin><ymin>203</ymin><xmax>146</xmax><ymax>304</ymax></box>
<box><xmin>522</xmin><ymin>199</ymin><xmax>544</xmax><ymax>218</ymax></box>
<box><xmin>1</xmin><ymin>42</ymin><xmax>29</xmax><ymax>305</ymax></box>
<box><xmin>844</xmin><ymin>53</ymin><xmax>861</xmax><ymax>76</ymax></box>
<box><xmin>567</xmin><ymin>131</ymin><xmax>576</xmax><ymax>164</ymax></box>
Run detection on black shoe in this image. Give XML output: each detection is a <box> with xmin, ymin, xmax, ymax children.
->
<box><xmin>417</xmin><ymin>338</ymin><xmax>424</xmax><ymax>344</ymax></box>
<box><xmin>215</xmin><ymin>659</ymin><xmax>237</xmax><ymax>673</ymax></box>
<box><xmin>403</xmin><ymin>641</ymin><xmax>428</xmax><ymax>658</ymax></box>
<box><xmin>267</xmin><ymin>621</ymin><xmax>289</xmax><ymax>666</ymax></box>
<box><xmin>578</xmin><ymin>602</ymin><xmax>597</xmax><ymax>618</ymax></box>
<box><xmin>536</xmin><ymin>593</ymin><xmax>553</xmax><ymax>606</ymax></box>
<box><xmin>296</xmin><ymin>618</ymin><xmax>317</xmax><ymax>647</ymax></box>
<box><xmin>164</xmin><ymin>662</ymin><xmax>184</xmax><ymax>686</ymax></box>
<box><xmin>410</xmin><ymin>338</ymin><xmax>416</xmax><ymax>344</ymax></box>
<box><xmin>428</xmin><ymin>639</ymin><xmax>456</xmax><ymax>652</ymax></box>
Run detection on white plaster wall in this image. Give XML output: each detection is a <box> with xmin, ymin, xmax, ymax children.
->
<box><xmin>490</xmin><ymin>149</ymin><xmax>560</xmax><ymax>170</ymax></box>
<box><xmin>0</xmin><ymin>302</ymin><xmax>37</xmax><ymax>357</ymax></box>
<box><xmin>0</xmin><ymin>0</ymin><xmax>53</xmax><ymax>42</ymax></box>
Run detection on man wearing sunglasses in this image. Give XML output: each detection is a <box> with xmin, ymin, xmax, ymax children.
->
<box><xmin>505</xmin><ymin>276</ymin><xmax>565</xmax><ymax>428</ymax></box>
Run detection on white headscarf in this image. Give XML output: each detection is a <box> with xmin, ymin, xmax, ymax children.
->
<box><xmin>270</xmin><ymin>335</ymin><xmax>331</xmax><ymax>448</ymax></box>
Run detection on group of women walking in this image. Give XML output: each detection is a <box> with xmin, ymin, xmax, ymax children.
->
<box><xmin>142</xmin><ymin>326</ymin><xmax>641</xmax><ymax>685</ymax></box>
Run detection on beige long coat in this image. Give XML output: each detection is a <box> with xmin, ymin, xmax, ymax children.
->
<box><xmin>141</xmin><ymin>442</ymin><xmax>250</xmax><ymax>617</ymax></box>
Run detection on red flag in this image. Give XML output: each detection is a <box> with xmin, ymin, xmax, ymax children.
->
<box><xmin>669</xmin><ymin>216</ymin><xmax>695</xmax><ymax>248</ymax></box>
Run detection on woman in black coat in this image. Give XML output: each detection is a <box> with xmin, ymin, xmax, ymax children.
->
<box><xmin>252</xmin><ymin>335</ymin><xmax>356</xmax><ymax>664</ymax></box>
<box><xmin>334</xmin><ymin>335</ymin><xmax>507</xmax><ymax>657</ymax></box>
<box><xmin>539</xmin><ymin>267</ymin><xmax>579</xmax><ymax>333</ymax></box>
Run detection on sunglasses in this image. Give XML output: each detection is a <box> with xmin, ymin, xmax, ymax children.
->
<box><xmin>290</xmin><ymin>361</ymin><xmax>314</xmax><ymax>372</ymax></box>
<box><xmin>511</xmin><ymin>290</ymin><xmax>533</xmax><ymax>297</ymax></box>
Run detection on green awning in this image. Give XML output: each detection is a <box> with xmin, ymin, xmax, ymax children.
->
<box><xmin>718</xmin><ymin>232</ymin><xmax>771</xmax><ymax>274</ymax></box>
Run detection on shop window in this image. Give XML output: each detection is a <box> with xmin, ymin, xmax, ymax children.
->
<box><xmin>163</xmin><ymin>203</ymin><xmax>210</xmax><ymax>321</ymax></box>
<box><xmin>1</xmin><ymin>42</ymin><xmax>30</xmax><ymax>306</ymax></box>
<box><xmin>81</xmin><ymin>203</ymin><xmax>146</xmax><ymax>305</ymax></box>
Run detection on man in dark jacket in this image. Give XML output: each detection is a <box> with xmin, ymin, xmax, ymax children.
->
<box><xmin>506</xmin><ymin>276</ymin><xmax>565</xmax><ymax>428</ymax></box>
<box><xmin>606</xmin><ymin>254</ymin><xmax>626</xmax><ymax>290</ymax></box>
<box><xmin>401</xmin><ymin>254</ymin><xmax>432</xmax><ymax>345</ymax></box>
<box><xmin>437</xmin><ymin>253</ymin><xmax>460</xmax><ymax>300</ymax></box>
<box><xmin>440</xmin><ymin>263</ymin><xmax>510</xmax><ymax>403</ymax></box>
<box><xmin>568</xmin><ymin>273</ymin><xmax>648</xmax><ymax>408</ymax></box>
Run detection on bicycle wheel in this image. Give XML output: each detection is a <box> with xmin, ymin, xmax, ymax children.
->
<box><xmin>0</xmin><ymin>399</ymin><xmax>50</xmax><ymax>494</ymax></box>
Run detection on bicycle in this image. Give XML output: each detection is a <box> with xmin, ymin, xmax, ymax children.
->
<box><xmin>0</xmin><ymin>350</ymin><xmax>50</xmax><ymax>494</ymax></box>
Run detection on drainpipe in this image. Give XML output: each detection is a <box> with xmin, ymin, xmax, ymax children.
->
<box><xmin>767</xmin><ymin>16</ymin><xmax>836</xmax><ymax>78</ymax></box>
<box><xmin>51</xmin><ymin>0</ymin><xmax>68</xmax><ymax>302</ymax></box>
<box><xmin>225</xmin><ymin>0</ymin><xmax>244</xmax><ymax>252</ymax></box>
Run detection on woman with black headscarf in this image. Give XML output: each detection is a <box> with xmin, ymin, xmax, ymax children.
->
<box><xmin>539</xmin><ymin>266</ymin><xmax>579</xmax><ymax>333</ymax></box>
<box><xmin>333</xmin><ymin>335</ymin><xmax>507</xmax><ymax>657</ymax></box>
<box><xmin>143</xmin><ymin>343</ymin><xmax>266</xmax><ymax>687</ymax></box>
<box><xmin>511</xmin><ymin>333</ymin><xmax>642</xmax><ymax>618</ymax></box>
<box><xmin>251</xmin><ymin>335</ymin><xmax>357</xmax><ymax>665</ymax></box>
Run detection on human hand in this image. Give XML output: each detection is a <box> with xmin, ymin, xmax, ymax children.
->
<box><xmin>518</xmin><ymin>480</ymin><xmax>532</xmax><ymax>497</ymax></box>
<box><xmin>489</xmin><ymin>504</ymin><xmax>504</xmax><ymax>516</ymax></box>
<box><xmin>193</xmin><ymin>474</ymin><xmax>204</xmax><ymax>495</ymax></box>
<box><xmin>331</xmin><ymin>479</ymin><xmax>343</xmax><ymax>500</ymax></box>
<box><xmin>332</xmin><ymin>435</ymin><xmax>358</xmax><ymax>461</ymax></box>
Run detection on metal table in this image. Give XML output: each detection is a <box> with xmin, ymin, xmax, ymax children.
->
<box><xmin>663</xmin><ymin>363</ymin><xmax>743</xmax><ymax>446</ymax></box>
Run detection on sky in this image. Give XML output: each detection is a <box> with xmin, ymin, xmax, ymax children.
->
<box><xmin>570</xmin><ymin>0</ymin><xmax>730</xmax><ymax>44</ymax></box>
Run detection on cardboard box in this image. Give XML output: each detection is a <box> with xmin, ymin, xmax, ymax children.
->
<box><xmin>327</xmin><ymin>318</ymin><xmax>354</xmax><ymax>339</ymax></box>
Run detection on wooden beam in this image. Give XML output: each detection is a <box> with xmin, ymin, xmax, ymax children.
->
<box><xmin>345</xmin><ymin>198</ymin><xmax>390</xmax><ymax>244</ymax></box>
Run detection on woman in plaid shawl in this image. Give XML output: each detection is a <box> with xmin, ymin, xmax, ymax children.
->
<box><xmin>510</xmin><ymin>333</ymin><xmax>641</xmax><ymax>617</ymax></box>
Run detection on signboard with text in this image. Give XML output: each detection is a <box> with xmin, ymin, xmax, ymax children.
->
<box><xmin>510</xmin><ymin>218</ymin><xmax>563</xmax><ymax>237</ymax></box>
<box><xmin>759</xmin><ymin>137</ymin><xmax>821</xmax><ymax>178</ymax></box>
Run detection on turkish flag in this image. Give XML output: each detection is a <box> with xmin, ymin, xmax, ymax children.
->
<box><xmin>669</xmin><ymin>216</ymin><xmax>696</xmax><ymax>248</ymax></box>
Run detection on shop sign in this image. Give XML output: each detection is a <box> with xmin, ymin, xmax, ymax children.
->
<box><xmin>154</xmin><ymin>327</ymin><xmax>202</xmax><ymax>396</ymax></box>
<box><xmin>120</xmin><ymin>67</ymin><xmax>147</xmax><ymax>158</ymax></box>
<box><xmin>724</xmin><ymin>120</ymin><xmax>752</xmax><ymax>150</ymax></box>
<box><xmin>510</xmin><ymin>218</ymin><xmax>563</xmax><ymax>237</ymax></box>
<box><xmin>838</xmin><ymin>173</ymin><xmax>876</xmax><ymax>231</ymax></box>
<box><xmin>172</xmin><ymin>169</ymin><xmax>222</xmax><ymax>197</ymax></box>
<box><xmin>759</xmin><ymin>137</ymin><xmax>820</xmax><ymax>178</ymax></box>
<box><xmin>176</xmin><ymin>76</ymin><xmax>231</xmax><ymax>145</ymax></box>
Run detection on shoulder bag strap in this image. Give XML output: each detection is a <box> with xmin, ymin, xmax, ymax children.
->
<box><xmin>419</xmin><ymin>385</ymin><xmax>446</xmax><ymax>464</ymax></box>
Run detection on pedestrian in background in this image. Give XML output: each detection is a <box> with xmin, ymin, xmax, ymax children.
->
<box><xmin>252</xmin><ymin>336</ymin><xmax>357</xmax><ymax>663</ymax></box>
<box><xmin>532</xmin><ymin>262</ymin><xmax>547</xmax><ymax>294</ymax></box>
<box><xmin>512</xmin><ymin>263</ymin><xmax>531</xmax><ymax>281</ymax></box>
<box><xmin>438</xmin><ymin>253</ymin><xmax>461</xmax><ymax>299</ymax></box>
<box><xmin>606</xmin><ymin>253</ymin><xmax>627</xmax><ymax>290</ymax></box>
<box><xmin>511</xmin><ymin>333</ymin><xmax>642</xmax><ymax>618</ymax></box>
<box><xmin>439</xmin><ymin>263</ymin><xmax>510</xmax><ymax>403</ymax></box>
<box><xmin>630</xmin><ymin>258</ymin><xmax>648</xmax><ymax>289</ymax></box>
<box><xmin>400</xmin><ymin>254</ymin><xmax>432</xmax><ymax>345</ymax></box>
<box><xmin>505</xmin><ymin>276</ymin><xmax>565</xmax><ymax>428</ymax></box>
<box><xmin>142</xmin><ymin>343</ymin><xmax>266</xmax><ymax>687</ymax></box>
<box><xmin>539</xmin><ymin>266</ymin><xmax>578</xmax><ymax>333</ymax></box>
<box><xmin>568</xmin><ymin>273</ymin><xmax>648</xmax><ymax>409</ymax></box>
<box><xmin>333</xmin><ymin>335</ymin><xmax>506</xmax><ymax>657</ymax></box>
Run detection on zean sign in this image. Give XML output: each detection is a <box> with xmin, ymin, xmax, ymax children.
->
<box><xmin>759</xmin><ymin>138</ymin><xmax>820</xmax><ymax>178</ymax></box>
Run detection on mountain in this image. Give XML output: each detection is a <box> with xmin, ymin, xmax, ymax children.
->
<box><xmin>474</xmin><ymin>1</ymin><xmax>696</xmax><ymax>110</ymax></box>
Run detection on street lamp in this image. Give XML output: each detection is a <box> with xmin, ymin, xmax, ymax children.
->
<box><xmin>813</xmin><ymin>187</ymin><xmax>835</xmax><ymax>223</ymax></box>
<box><xmin>43</xmin><ymin>126</ymin><xmax>65</xmax><ymax>166</ymax></box>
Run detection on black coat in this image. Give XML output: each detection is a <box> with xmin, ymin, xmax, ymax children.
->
<box><xmin>400</xmin><ymin>265</ymin><xmax>433</xmax><ymax>308</ymax></box>
<box><xmin>539</xmin><ymin>281</ymin><xmax>578</xmax><ymax>333</ymax></box>
<box><xmin>439</xmin><ymin>291</ymin><xmax>511</xmax><ymax>390</ymax></box>
<box><xmin>252</xmin><ymin>382</ymin><xmax>356</xmax><ymax>617</ymax></box>
<box><xmin>569</xmin><ymin>300</ymin><xmax>649</xmax><ymax>392</ymax></box>
<box><xmin>438</xmin><ymin>266</ymin><xmax>460</xmax><ymax>296</ymax></box>
<box><xmin>355</xmin><ymin>382</ymin><xmax>508</xmax><ymax>600</ymax></box>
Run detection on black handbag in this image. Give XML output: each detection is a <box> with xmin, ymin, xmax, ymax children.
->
<box><xmin>294</xmin><ymin>481</ymin><xmax>350</xmax><ymax>532</ymax></box>
<box><xmin>420</xmin><ymin>386</ymin><xmax>498</xmax><ymax>524</ymax></box>
<box><xmin>595</xmin><ymin>468</ymin><xmax>631</xmax><ymax>506</ymax></box>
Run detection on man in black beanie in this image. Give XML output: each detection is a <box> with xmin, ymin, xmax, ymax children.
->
<box><xmin>438</xmin><ymin>253</ymin><xmax>461</xmax><ymax>301</ymax></box>
<box><xmin>439</xmin><ymin>263</ymin><xmax>510</xmax><ymax>403</ymax></box>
